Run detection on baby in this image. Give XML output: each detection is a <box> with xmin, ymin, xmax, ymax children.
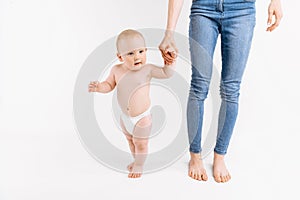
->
<box><xmin>88</xmin><ymin>29</ymin><xmax>176</xmax><ymax>178</ymax></box>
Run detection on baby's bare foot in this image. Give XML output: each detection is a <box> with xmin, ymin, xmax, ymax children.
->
<box><xmin>127</xmin><ymin>162</ymin><xmax>134</xmax><ymax>172</ymax></box>
<box><xmin>188</xmin><ymin>153</ymin><xmax>208</xmax><ymax>181</ymax></box>
<box><xmin>128</xmin><ymin>164</ymin><xmax>143</xmax><ymax>178</ymax></box>
<box><xmin>213</xmin><ymin>153</ymin><xmax>231</xmax><ymax>183</ymax></box>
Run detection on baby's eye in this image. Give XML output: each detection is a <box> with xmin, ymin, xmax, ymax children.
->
<box><xmin>127</xmin><ymin>52</ymin><xmax>134</xmax><ymax>56</ymax></box>
<box><xmin>139</xmin><ymin>50</ymin><xmax>144</xmax><ymax>54</ymax></box>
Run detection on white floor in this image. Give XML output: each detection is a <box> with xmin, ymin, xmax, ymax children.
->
<box><xmin>0</xmin><ymin>128</ymin><xmax>298</xmax><ymax>200</ymax></box>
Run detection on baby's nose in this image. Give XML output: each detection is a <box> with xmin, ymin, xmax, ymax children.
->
<box><xmin>134</xmin><ymin>52</ymin><xmax>140</xmax><ymax>59</ymax></box>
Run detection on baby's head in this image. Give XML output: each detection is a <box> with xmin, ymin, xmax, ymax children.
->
<box><xmin>116</xmin><ymin>29</ymin><xmax>147</xmax><ymax>71</ymax></box>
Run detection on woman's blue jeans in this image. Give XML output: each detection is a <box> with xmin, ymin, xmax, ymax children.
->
<box><xmin>187</xmin><ymin>0</ymin><xmax>256</xmax><ymax>155</ymax></box>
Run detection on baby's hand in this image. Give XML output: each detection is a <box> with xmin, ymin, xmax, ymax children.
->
<box><xmin>88</xmin><ymin>81</ymin><xmax>100</xmax><ymax>92</ymax></box>
<box><xmin>163</xmin><ymin>51</ymin><xmax>177</xmax><ymax>65</ymax></box>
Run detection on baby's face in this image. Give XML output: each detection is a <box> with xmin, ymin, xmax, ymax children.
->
<box><xmin>117</xmin><ymin>36</ymin><xmax>147</xmax><ymax>71</ymax></box>
<box><xmin>121</xmin><ymin>47</ymin><xmax>147</xmax><ymax>71</ymax></box>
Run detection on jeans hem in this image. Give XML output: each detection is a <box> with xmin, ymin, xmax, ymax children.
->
<box><xmin>214</xmin><ymin>149</ymin><xmax>227</xmax><ymax>155</ymax></box>
<box><xmin>189</xmin><ymin>148</ymin><xmax>202</xmax><ymax>154</ymax></box>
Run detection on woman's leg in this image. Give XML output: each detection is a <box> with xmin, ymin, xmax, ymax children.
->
<box><xmin>187</xmin><ymin>1</ymin><xmax>220</xmax><ymax>180</ymax></box>
<box><xmin>213</xmin><ymin>0</ymin><xmax>256</xmax><ymax>182</ymax></box>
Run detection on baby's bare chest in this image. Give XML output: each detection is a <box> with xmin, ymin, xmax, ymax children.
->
<box><xmin>116</xmin><ymin>68</ymin><xmax>151</xmax><ymax>93</ymax></box>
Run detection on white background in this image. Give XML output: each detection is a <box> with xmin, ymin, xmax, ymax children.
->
<box><xmin>0</xmin><ymin>0</ymin><xmax>299</xmax><ymax>199</ymax></box>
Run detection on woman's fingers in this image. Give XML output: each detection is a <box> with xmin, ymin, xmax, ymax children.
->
<box><xmin>161</xmin><ymin>51</ymin><xmax>175</xmax><ymax>64</ymax></box>
<box><xmin>266</xmin><ymin>0</ymin><xmax>283</xmax><ymax>32</ymax></box>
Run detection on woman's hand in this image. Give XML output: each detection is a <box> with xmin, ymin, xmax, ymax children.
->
<box><xmin>266</xmin><ymin>0</ymin><xmax>283</xmax><ymax>32</ymax></box>
<box><xmin>159</xmin><ymin>31</ymin><xmax>178</xmax><ymax>65</ymax></box>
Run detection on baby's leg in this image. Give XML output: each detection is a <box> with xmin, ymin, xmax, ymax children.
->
<box><xmin>120</xmin><ymin>118</ymin><xmax>136</xmax><ymax>171</ymax></box>
<box><xmin>128</xmin><ymin>115</ymin><xmax>152</xmax><ymax>178</ymax></box>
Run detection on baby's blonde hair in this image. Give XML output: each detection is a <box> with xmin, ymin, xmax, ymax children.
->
<box><xmin>116</xmin><ymin>29</ymin><xmax>145</xmax><ymax>53</ymax></box>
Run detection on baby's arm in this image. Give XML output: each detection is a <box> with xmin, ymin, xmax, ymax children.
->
<box><xmin>150</xmin><ymin>62</ymin><xmax>176</xmax><ymax>79</ymax></box>
<box><xmin>88</xmin><ymin>67</ymin><xmax>116</xmax><ymax>93</ymax></box>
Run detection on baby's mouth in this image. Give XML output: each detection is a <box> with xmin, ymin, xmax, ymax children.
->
<box><xmin>134</xmin><ymin>61</ymin><xmax>142</xmax><ymax>66</ymax></box>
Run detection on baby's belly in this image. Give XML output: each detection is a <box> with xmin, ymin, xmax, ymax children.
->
<box><xmin>118</xmin><ymin>88</ymin><xmax>151</xmax><ymax>117</ymax></box>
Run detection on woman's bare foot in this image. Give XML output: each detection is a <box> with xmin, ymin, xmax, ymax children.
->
<box><xmin>213</xmin><ymin>152</ymin><xmax>231</xmax><ymax>183</ymax></box>
<box><xmin>128</xmin><ymin>164</ymin><xmax>143</xmax><ymax>178</ymax></box>
<box><xmin>127</xmin><ymin>162</ymin><xmax>134</xmax><ymax>172</ymax></box>
<box><xmin>188</xmin><ymin>152</ymin><xmax>208</xmax><ymax>181</ymax></box>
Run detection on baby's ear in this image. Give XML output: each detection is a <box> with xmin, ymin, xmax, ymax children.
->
<box><xmin>117</xmin><ymin>53</ymin><xmax>123</xmax><ymax>62</ymax></box>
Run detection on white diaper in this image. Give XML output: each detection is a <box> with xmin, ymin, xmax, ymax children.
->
<box><xmin>121</xmin><ymin>107</ymin><xmax>151</xmax><ymax>134</ymax></box>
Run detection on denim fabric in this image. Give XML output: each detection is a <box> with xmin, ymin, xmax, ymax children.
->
<box><xmin>187</xmin><ymin>0</ymin><xmax>256</xmax><ymax>155</ymax></box>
